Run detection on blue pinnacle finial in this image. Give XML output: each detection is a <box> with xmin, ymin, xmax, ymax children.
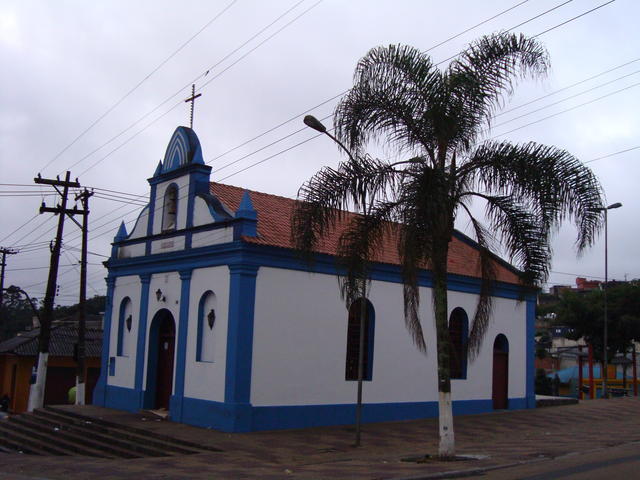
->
<box><xmin>115</xmin><ymin>221</ymin><xmax>128</xmax><ymax>241</ymax></box>
<box><xmin>235</xmin><ymin>190</ymin><xmax>257</xmax><ymax>220</ymax></box>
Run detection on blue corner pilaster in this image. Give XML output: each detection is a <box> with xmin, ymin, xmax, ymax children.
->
<box><xmin>93</xmin><ymin>276</ymin><xmax>116</xmax><ymax>406</ymax></box>
<box><xmin>224</xmin><ymin>263</ymin><xmax>259</xmax><ymax>432</ymax></box>
<box><xmin>170</xmin><ymin>269</ymin><xmax>192</xmax><ymax>422</ymax></box>
<box><xmin>134</xmin><ymin>274</ymin><xmax>152</xmax><ymax>408</ymax></box>
<box><xmin>526</xmin><ymin>293</ymin><xmax>536</xmax><ymax>408</ymax></box>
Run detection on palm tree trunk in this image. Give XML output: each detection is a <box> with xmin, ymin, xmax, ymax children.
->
<box><xmin>433</xmin><ymin>240</ymin><xmax>455</xmax><ymax>458</ymax></box>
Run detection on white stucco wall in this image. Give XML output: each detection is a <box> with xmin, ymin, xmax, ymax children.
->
<box><xmin>447</xmin><ymin>292</ymin><xmax>526</xmax><ymax>400</ymax></box>
<box><xmin>250</xmin><ymin>267</ymin><xmax>527</xmax><ymax>407</ymax></box>
<box><xmin>127</xmin><ymin>205</ymin><xmax>149</xmax><ymax>240</ymax></box>
<box><xmin>184</xmin><ymin>266</ymin><xmax>230</xmax><ymax>402</ymax></box>
<box><xmin>151</xmin><ymin>235</ymin><xmax>186</xmax><ymax>254</ymax></box>
<box><xmin>191</xmin><ymin>227</ymin><xmax>233</xmax><ymax>249</ymax></box>
<box><xmin>193</xmin><ymin>196</ymin><xmax>216</xmax><ymax>227</ymax></box>
<box><xmin>108</xmin><ymin>275</ymin><xmax>140</xmax><ymax>389</ymax></box>
<box><xmin>118</xmin><ymin>242</ymin><xmax>146</xmax><ymax>259</ymax></box>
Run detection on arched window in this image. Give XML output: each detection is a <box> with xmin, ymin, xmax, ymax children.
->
<box><xmin>196</xmin><ymin>291</ymin><xmax>217</xmax><ymax>362</ymax></box>
<box><xmin>117</xmin><ymin>297</ymin><xmax>132</xmax><ymax>357</ymax></box>
<box><xmin>161</xmin><ymin>184</ymin><xmax>178</xmax><ymax>232</ymax></box>
<box><xmin>345</xmin><ymin>298</ymin><xmax>375</xmax><ymax>381</ymax></box>
<box><xmin>449</xmin><ymin>307</ymin><xmax>469</xmax><ymax>379</ymax></box>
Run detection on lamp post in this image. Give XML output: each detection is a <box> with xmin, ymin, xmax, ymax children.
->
<box><xmin>593</xmin><ymin>202</ymin><xmax>622</xmax><ymax>398</ymax></box>
<box><xmin>303</xmin><ymin>115</ymin><xmax>368</xmax><ymax>447</ymax></box>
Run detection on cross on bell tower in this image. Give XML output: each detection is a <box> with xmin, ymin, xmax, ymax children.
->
<box><xmin>184</xmin><ymin>84</ymin><xmax>202</xmax><ymax>129</ymax></box>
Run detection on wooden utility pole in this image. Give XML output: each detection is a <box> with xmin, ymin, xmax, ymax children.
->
<box><xmin>28</xmin><ymin>172</ymin><xmax>82</xmax><ymax>411</ymax></box>
<box><xmin>0</xmin><ymin>247</ymin><xmax>18</xmax><ymax>323</ymax></box>
<box><xmin>74</xmin><ymin>188</ymin><xmax>93</xmax><ymax>405</ymax></box>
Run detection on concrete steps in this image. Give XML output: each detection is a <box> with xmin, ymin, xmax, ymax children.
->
<box><xmin>0</xmin><ymin>406</ymin><xmax>220</xmax><ymax>458</ymax></box>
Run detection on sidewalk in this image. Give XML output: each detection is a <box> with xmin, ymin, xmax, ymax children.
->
<box><xmin>1</xmin><ymin>397</ymin><xmax>639</xmax><ymax>479</ymax></box>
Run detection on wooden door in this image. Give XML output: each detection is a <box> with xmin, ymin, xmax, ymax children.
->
<box><xmin>155</xmin><ymin>315</ymin><xmax>175</xmax><ymax>409</ymax></box>
<box><xmin>492</xmin><ymin>351</ymin><xmax>509</xmax><ymax>409</ymax></box>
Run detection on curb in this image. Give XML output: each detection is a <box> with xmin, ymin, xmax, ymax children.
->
<box><xmin>387</xmin><ymin>440</ymin><xmax>640</xmax><ymax>480</ymax></box>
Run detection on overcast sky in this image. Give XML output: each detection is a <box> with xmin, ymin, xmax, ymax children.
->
<box><xmin>1</xmin><ymin>0</ymin><xmax>638</xmax><ymax>306</ymax></box>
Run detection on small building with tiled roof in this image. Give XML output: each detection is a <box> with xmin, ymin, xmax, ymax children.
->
<box><xmin>94</xmin><ymin>127</ymin><xmax>535</xmax><ymax>432</ymax></box>
<box><xmin>0</xmin><ymin>320</ymin><xmax>102</xmax><ymax>413</ymax></box>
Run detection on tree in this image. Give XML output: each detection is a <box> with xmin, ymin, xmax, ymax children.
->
<box><xmin>0</xmin><ymin>289</ymin><xmax>39</xmax><ymax>342</ymax></box>
<box><xmin>555</xmin><ymin>283</ymin><xmax>640</xmax><ymax>362</ymax></box>
<box><xmin>293</xmin><ymin>33</ymin><xmax>603</xmax><ymax>457</ymax></box>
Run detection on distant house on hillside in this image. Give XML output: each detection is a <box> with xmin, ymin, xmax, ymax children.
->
<box><xmin>0</xmin><ymin>318</ymin><xmax>102</xmax><ymax>413</ymax></box>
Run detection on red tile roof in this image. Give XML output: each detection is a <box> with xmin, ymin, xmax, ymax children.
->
<box><xmin>211</xmin><ymin>182</ymin><xmax>521</xmax><ymax>285</ymax></box>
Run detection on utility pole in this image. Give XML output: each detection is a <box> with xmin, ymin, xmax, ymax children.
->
<box><xmin>0</xmin><ymin>247</ymin><xmax>18</xmax><ymax>324</ymax></box>
<box><xmin>74</xmin><ymin>188</ymin><xmax>93</xmax><ymax>405</ymax></box>
<box><xmin>28</xmin><ymin>172</ymin><xmax>82</xmax><ymax>411</ymax></box>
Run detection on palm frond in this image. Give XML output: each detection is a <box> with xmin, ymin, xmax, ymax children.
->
<box><xmin>292</xmin><ymin>154</ymin><xmax>398</xmax><ymax>263</ymax></box>
<box><xmin>463</xmin><ymin>140</ymin><xmax>603</xmax><ymax>253</ymax></box>
<box><xmin>336</xmin><ymin>201</ymin><xmax>396</xmax><ymax>305</ymax></box>
<box><xmin>334</xmin><ymin>44</ymin><xmax>444</xmax><ymax>159</ymax></box>
<box><xmin>458</xmin><ymin>203</ymin><xmax>496</xmax><ymax>359</ymax></box>
<box><xmin>447</xmin><ymin>32</ymin><xmax>549</xmax><ymax>140</ymax></box>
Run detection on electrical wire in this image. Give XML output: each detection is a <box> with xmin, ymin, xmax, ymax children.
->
<box><xmin>39</xmin><ymin>0</ymin><xmax>239</xmax><ymax>174</ymax></box>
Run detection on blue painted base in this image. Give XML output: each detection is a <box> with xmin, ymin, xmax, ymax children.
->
<box><xmin>104</xmin><ymin>385</ymin><xmax>140</xmax><ymax>412</ymax></box>
<box><xmin>101</xmin><ymin>386</ymin><xmax>530</xmax><ymax>432</ymax></box>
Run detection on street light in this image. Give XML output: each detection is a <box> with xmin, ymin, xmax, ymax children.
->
<box><xmin>303</xmin><ymin>115</ymin><xmax>367</xmax><ymax>447</ymax></box>
<box><xmin>592</xmin><ymin>202</ymin><xmax>622</xmax><ymax>398</ymax></box>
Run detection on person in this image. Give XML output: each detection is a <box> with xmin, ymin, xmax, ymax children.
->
<box><xmin>0</xmin><ymin>394</ymin><xmax>9</xmax><ymax>412</ymax></box>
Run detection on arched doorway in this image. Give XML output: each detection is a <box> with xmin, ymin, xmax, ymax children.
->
<box><xmin>492</xmin><ymin>334</ymin><xmax>509</xmax><ymax>410</ymax></box>
<box><xmin>146</xmin><ymin>309</ymin><xmax>176</xmax><ymax>410</ymax></box>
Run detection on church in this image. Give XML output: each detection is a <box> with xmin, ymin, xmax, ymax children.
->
<box><xmin>92</xmin><ymin>126</ymin><xmax>536</xmax><ymax>432</ymax></box>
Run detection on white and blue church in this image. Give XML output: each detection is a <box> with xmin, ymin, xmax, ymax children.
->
<box><xmin>93</xmin><ymin>126</ymin><xmax>536</xmax><ymax>432</ymax></box>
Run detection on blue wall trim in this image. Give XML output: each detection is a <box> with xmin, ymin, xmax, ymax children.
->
<box><xmin>93</xmin><ymin>277</ymin><xmax>115</xmax><ymax>406</ymax></box>
<box><xmin>107</xmin><ymin>241</ymin><xmax>528</xmax><ymax>302</ymax></box>
<box><xmin>224</xmin><ymin>263</ymin><xmax>259</xmax><ymax>433</ymax></box>
<box><xmin>133</xmin><ymin>274</ymin><xmax>152</xmax><ymax>408</ymax></box>
<box><xmin>174</xmin><ymin>397</ymin><xmax>526</xmax><ymax>432</ymax></box>
<box><xmin>104</xmin><ymin>385</ymin><xmax>139</xmax><ymax>412</ymax></box>
<box><xmin>171</xmin><ymin>270</ymin><xmax>192</xmax><ymax>422</ymax></box>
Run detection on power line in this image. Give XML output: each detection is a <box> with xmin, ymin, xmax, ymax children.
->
<box><xmin>64</xmin><ymin>0</ymin><xmax>319</xmax><ymax>177</ymax></box>
<box><xmin>6</xmin><ymin>1</ymin><xmax>623</xmax><ymax>251</ymax></box>
<box><xmin>39</xmin><ymin>0</ymin><xmax>239</xmax><ymax>175</ymax></box>
<box><xmin>494</xmin><ymin>57</ymin><xmax>640</xmax><ymax>118</ymax></box>
<box><xmin>64</xmin><ymin>0</ymin><xmax>523</xmax><ymax>179</ymax></box>
<box><xmin>493</xmin><ymin>80</ymin><xmax>640</xmax><ymax>138</ymax></box>
<box><xmin>585</xmin><ymin>146</ymin><xmax>640</xmax><ymax>164</ymax></box>
<box><xmin>532</xmin><ymin>0</ymin><xmax>616</xmax><ymax>38</ymax></box>
<box><xmin>490</xmin><ymin>68</ymin><xmax>640</xmax><ymax>130</ymax></box>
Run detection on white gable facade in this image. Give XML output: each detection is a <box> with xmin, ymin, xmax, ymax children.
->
<box><xmin>93</xmin><ymin>127</ymin><xmax>536</xmax><ymax>432</ymax></box>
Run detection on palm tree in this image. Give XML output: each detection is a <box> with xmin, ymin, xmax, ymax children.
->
<box><xmin>293</xmin><ymin>33</ymin><xmax>603</xmax><ymax>457</ymax></box>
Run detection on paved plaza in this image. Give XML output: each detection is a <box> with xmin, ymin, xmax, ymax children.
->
<box><xmin>1</xmin><ymin>397</ymin><xmax>639</xmax><ymax>479</ymax></box>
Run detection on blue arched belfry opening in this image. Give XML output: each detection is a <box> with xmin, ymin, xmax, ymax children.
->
<box><xmin>492</xmin><ymin>333</ymin><xmax>509</xmax><ymax>410</ymax></box>
<box><xmin>449</xmin><ymin>307</ymin><xmax>469</xmax><ymax>379</ymax></box>
<box><xmin>345</xmin><ymin>298</ymin><xmax>375</xmax><ymax>381</ymax></box>
<box><xmin>144</xmin><ymin>309</ymin><xmax>176</xmax><ymax>410</ymax></box>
